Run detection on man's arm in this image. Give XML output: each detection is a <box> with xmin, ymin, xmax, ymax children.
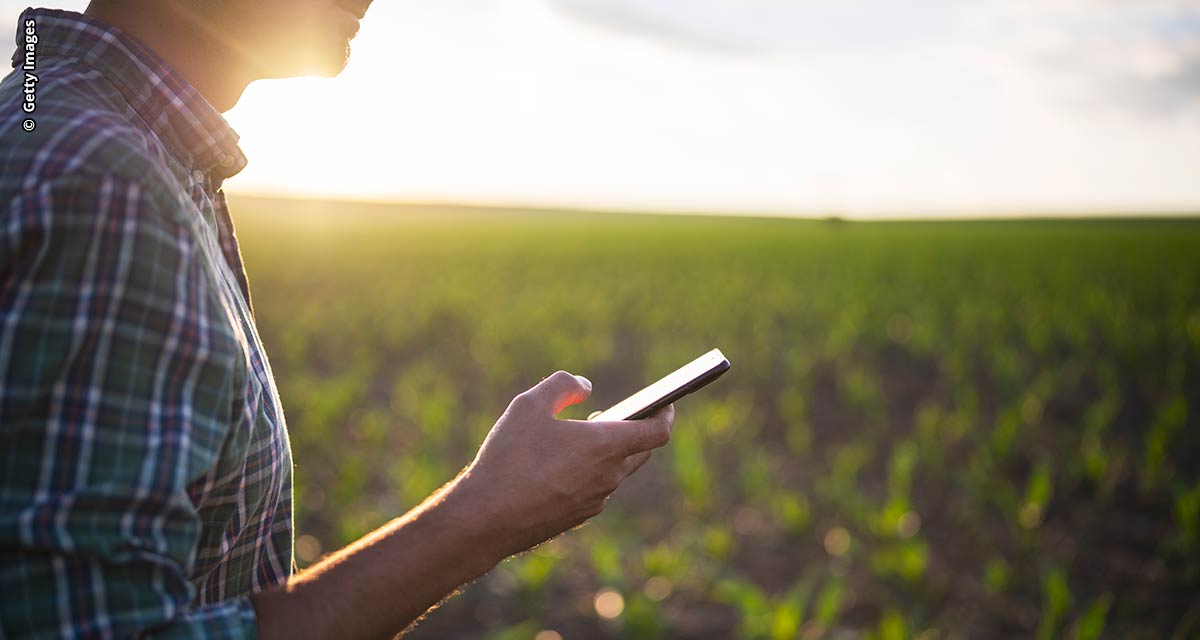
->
<box><xmin>0</xmin><ymin>174</ymin><xmax>263</xmax><ymax>638</ymax></box>
<box><xmin>253</xmin><ymin>372</ymin><xmax>674</xmax><ymax>639</ymax></box>
<box><xmin>0</xmin><ymin>173</ymin><xmax>674</xmax><ymax>639</ymax></box>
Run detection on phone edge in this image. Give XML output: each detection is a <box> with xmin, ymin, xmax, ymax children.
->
<box><xmin>622</xmin><ymin>357</ymin><xmax>731</xmax><ymax>421</ymax></box>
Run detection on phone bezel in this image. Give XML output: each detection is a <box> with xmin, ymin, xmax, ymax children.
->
<box><xmin>589</xmin><ymin>349</ymin><xmax>731</xmax><ymax>421</ymax></box>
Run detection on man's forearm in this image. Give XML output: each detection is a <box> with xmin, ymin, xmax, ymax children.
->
<box><xmin>249</xmin><ymin>372</ymin><xmax>675</xmax><ymax>639</ymax></box>
<box><xmin>251</xmin><ymin>471</ymin><xmax>502</xmax><ymax>640</ymax></box>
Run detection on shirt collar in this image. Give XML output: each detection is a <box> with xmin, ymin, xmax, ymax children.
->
<box><xmin>13</xmin><ymin>7</ymin><xmax>248</xmax><ymax>180</ymax></box>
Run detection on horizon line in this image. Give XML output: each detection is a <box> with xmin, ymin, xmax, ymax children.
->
<box><xmin>225</xmin><ymin>189</ymin><xmax>1200</xmax><ymax>223</ymax></box>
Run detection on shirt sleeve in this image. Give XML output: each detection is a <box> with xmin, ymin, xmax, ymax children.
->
<box><xmin>0</xmin><ymin>174</ymin><xmax>259</xmax><ymax>639</ymax></box>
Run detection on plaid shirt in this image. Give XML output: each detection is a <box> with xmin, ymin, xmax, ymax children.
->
<box><xmin>0</xmin><ymin>8</ymin><xmax>293</xmax><ymax>638</ymax></box>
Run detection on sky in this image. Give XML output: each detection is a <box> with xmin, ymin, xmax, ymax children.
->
<box><xmin>4</xmin><ymin>0</ymin><xmax>1200</xmax><ymax>217</ymax></box>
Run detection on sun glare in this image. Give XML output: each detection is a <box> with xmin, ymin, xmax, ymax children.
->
<box><xmin>215</xmin><ymin>0</ymin><xmax>1200</xmax><ymax>216</ymax></box>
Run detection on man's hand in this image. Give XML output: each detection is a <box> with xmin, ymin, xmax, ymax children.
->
<box><xmin>253</xmin><ymin>370</ymin><xmax>673</xmax><ymax>640</ymax></box>
<box><xmin>457</xmin><ymin>371</ymin><xmax>675</xmax><ymax>559</ymax></box>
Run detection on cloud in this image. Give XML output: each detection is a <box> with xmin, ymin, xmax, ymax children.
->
<box><xmin>1089</xmin><ymin>43</ymin><xmax>1200</xmax><ymax>115</ymax></box>
<box><xmin>544</xmin><ymin>0</ymin><xmax>970</xmax><ymax>57</ymax></box>
<box><xmin>546</xmin><ymin>0</ymin><xmax>1200</xmax><ymax>116</ymax></box>
<box><xmin>1009</xmin><ymin>4</ymin><xmax>1200</xmax><ymax>116</ymax></box>
<box><xmin>545</xmin><ymin>0</ymin><xmax>755</xmax><ymax>54</ymax></box>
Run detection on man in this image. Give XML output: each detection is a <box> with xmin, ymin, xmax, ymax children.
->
<box><xmin>0</xmin><ymin>1</ymin><xmax>674</xmax><ymax>637</ymax></box>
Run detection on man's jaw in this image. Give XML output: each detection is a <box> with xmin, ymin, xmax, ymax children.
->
<box><xmin>334</xmin><ymin>0</ymin><xmax>373</xmax><ymax>40</ymax></box>
<box><xmin>336</xmin><ymin>0</ymin><xmax>373</xmax><ymax>20</ymax></box>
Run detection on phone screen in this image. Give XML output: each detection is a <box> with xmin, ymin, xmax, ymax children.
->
<box><xmin>589</xmin><ymin>349</ymin><xmax>730</xmax><ymax>421</ymax></box>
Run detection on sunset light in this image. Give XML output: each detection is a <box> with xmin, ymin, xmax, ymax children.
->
<box><xmin>5</xmin><ymin>0</ymin><xmax>1198</xmax><ymax>217</ymax></box>
<box><xmin>2</xmin><ymin>2</ymin><xmax>1197</xmax><ymax>637</ymax></box>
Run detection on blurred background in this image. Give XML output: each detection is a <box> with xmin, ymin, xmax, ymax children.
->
<box><xmin>5</xmin><ymin>1</ymin><xmax>1200</xmax><ymax>638</ymax></box>
<box><xmin>6</xmin><ymin>0</ymin><xmax>1200</xmax><ymax>215</ymax></box>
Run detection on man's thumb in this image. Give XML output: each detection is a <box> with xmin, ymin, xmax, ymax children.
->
<box><xmin>528</xmin><ymin>370</ymin><xmax>592</xmax><ymax>415</ymax></box>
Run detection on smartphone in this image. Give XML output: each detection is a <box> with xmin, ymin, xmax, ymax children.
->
<box><xmin>589</xmin><ymin>349</ymin><xmax>731</xmax><ymax>421</ymax></box>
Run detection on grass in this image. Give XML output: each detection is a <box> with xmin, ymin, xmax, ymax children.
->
<box><xmin>230</xmin><ymin>195</ymin><xmax>1200</xmax><ymax>638</ymax></box>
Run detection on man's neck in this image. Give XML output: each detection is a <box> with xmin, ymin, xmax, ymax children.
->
<box><xmin>83</xmin><ymin>2</ymin><xmax>254</xmax><ymax>112</ymax></box>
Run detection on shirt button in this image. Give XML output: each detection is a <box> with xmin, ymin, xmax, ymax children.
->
<box><xmin>193</xmin><ymin>169</ymin><xmax>205</xmax><ymax>182</ymax></box>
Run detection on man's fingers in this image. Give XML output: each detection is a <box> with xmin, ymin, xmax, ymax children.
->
<box><xmin>524</xmin><ymin>370</ymin><xmax>592</xmax><ymax>415</ymax></box>
<box><xmin>593</xmin><ymin>404</ymin><xmax>675</xmax><ymax>456</ymax></box>
<box><xmin>621</xmin><ymin>451</ymin><xmax>653</xmax><ymax>477</ymax></box>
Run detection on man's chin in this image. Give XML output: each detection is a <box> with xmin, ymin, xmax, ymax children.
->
<box><xmin>309</xmin><ymin>45</ymin><xmax>352</xmax><ymax>78</ymax></box>
<box><xmin>262</xmin><ymin>43</ymin><xmax>351</xmax><ymax>79</ymax></box>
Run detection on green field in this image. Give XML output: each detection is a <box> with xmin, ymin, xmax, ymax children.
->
<box><xmin>231</xmin><ymin>195</ymin><xmax>1200</xmax><ymax>639</ymax></box>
